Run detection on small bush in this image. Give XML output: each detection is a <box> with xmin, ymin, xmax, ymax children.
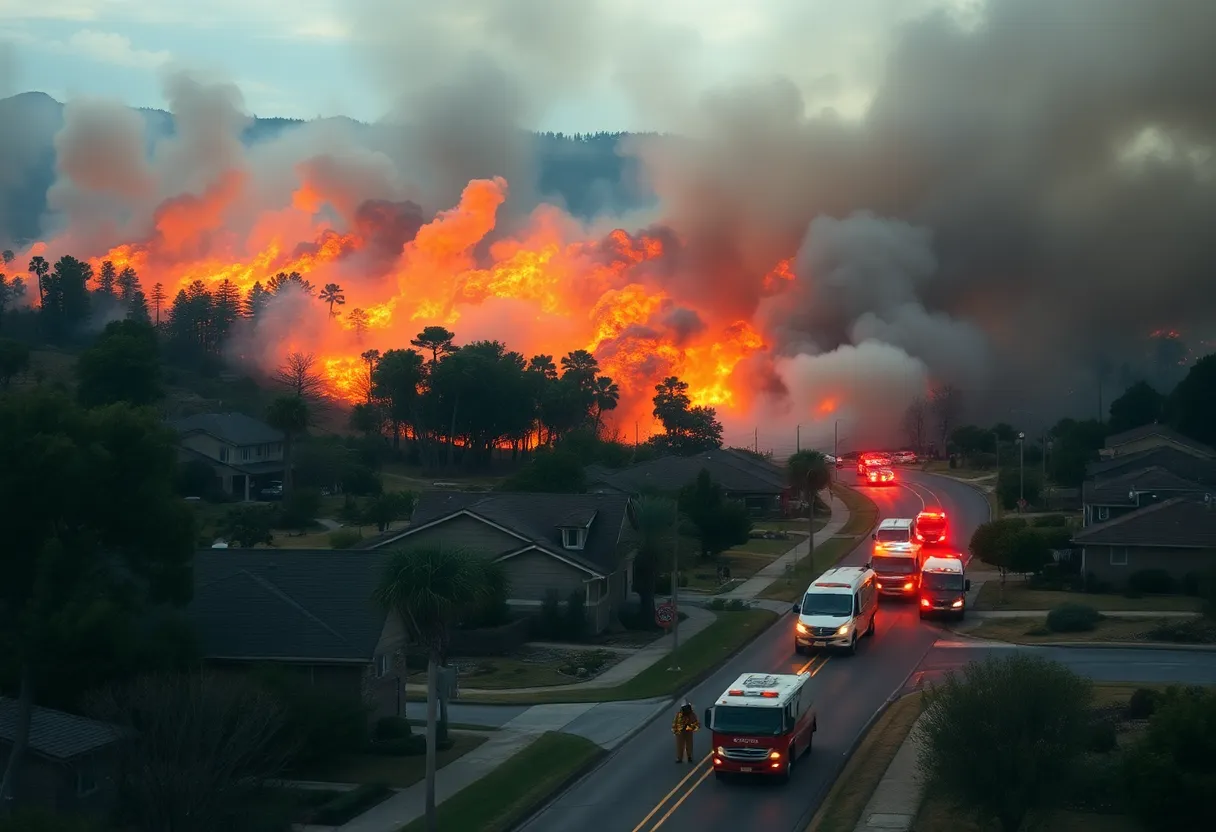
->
<box><xmin>1085</xmin><ymin>718</ymin><xmax>1118</xmax><ymax>753</ymax></box>
<box><xmin>1123</xmin><ymin>686</ymin><xmax>1216</xmax><ymax>830</ymax></box>
<box><xmin>312</xmin><ymin>783</ymin><xmax>393</xmax><ymax>826</ymax></box>
<box><xmin>375</xmin><ymin>716</ymin><xmax>411</xmax><ymax>740</ymax></box>
<box><xmin>1126</xmin><ymin>688</ymin><xmax>1160</xmax><ymax>720</ymax></box>
<box><xmin>538</xmin><ymin>589</ymin><xmax>562</xmax><ymax>639</ymax></box>
<box><xmin>557</xmin><ymin>649</ymin><xmax>611</xmax><ymax>677</ymax></box>
<box><xmin>328</xmin><ymin>528</ymin><xmax>363</xmax><ymax>549</ymax></box>
<box><xmin>1046</xmin><ymin>603</ymin><xmax>1102</xmax><ymax>633</ymax></box>
<box><xmin>1147</xmin><ymin>619</ymin><xmax>1216</xmax><ymax>644</ymax></box>
<box><xmin>365</xmin><ymin>735</ymin><xmax>426</xmax><ymax>756</ymax></box>
<box><xmin>257</xmin><ymin>670</ymin><xmax>369</xmax><ymax>766</ymax></box>
<box><xmin>1126</xmin><ymin>569</ymin><xmax>1177</xmax><ymax>595</ymax></box>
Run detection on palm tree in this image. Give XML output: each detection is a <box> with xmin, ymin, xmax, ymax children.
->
<box><xmin>265</xmin><ymin>395</ymin><xmax>310</xmax><ymax>496</ymax></box>
<box><xmin>320</xmin><ymin>282</ymin><xmax>346</xmax><ymax>317</ymax></box>
<box><xmin>374</xmin><ymin>547</ymin><xmax>500</xmax><ymax>832</ymax></box>
<box><xmin>631</xmin><ymin>496</ymin><xmax>677</xmax><ymax>626</ymax></box>
<box><xmin>27</xmin><ymin>255</ymin><xmax>49</xmax><ymax>306</ymax></box>
<box><xmin>591</xmin><ymin>375</ymin><xmax>620</xmax><ymax>434</ymax></box>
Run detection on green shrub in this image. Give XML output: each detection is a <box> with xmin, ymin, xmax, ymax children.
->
<box><xmin>1126</xmin><ymin>569</ymin><xmax>1177</xmax><ymax>595</ymax></box>
<box><xmin>375</xmin><ymin>716</ymin><xmax>411</xmax><ymax>740</ymax></box>
<box><xmin>1045</xmin><ymin>603</ymin><xmax>1102</xmax><ymax>633</ymax></box>
<box><xmin>1147</xmin><ymin>619</ymin><xmax>1216</xmax><ymax>644</ymax></box>
<box><xmin>1085</xmin><ymin>718</ymin><xmax>1118</xmax><ymax>753</ymax></box>
<box><xmin>1032</xmin><ymin>514</ymin><xmax>1068</xmax><ymax>528</ymax></box>
<box><xmin>1126</xmin><ymin>688</ymin><xmax>1160</xmax><ymax>720</ymax></box>
<box><xmin>329</xmin><ymin>528</ymin><xmax>363</xmax><ymax>549</ymax></box>
<box><xmin>257</xmin><ymin>669</ymin><xmax>369</xmax><ymax>766</ymax></box>
<box><xmin>1123</xmin><ymin>686</ymin><xmax>1216</xmax><ymax>829</ymax></box>
<box><xmin>312</xmin><ymin>783</ymin><xmax>393</xmax><ymax>826</ymax></box>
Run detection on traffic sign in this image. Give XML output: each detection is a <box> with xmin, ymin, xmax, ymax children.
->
<box><xmin>655</xmin><ymin>602</ymin><xmax>676</xmax><ymax>627</ymax></box>
<box><xmin>1017</xmin><ymin>498</ymin><xmax>1028</xmax><ymax>511</ymax></box>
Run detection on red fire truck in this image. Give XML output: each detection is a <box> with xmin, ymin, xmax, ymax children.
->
<box><xmin>704</xmin><ymin>672</ymin><xmax>817</xmax><ymax>782</ymax></box>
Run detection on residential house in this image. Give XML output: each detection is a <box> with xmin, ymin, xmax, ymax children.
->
<box><xmin>1099</xmin><ymin>424</ymin><xmax>1216</xmax><ymax>460</ymax></box>
<box><xmin>1086</xmin><ymin>444</ymin><xmax>1216</xmax><ymax>486</ymax></box>
<box><xmin>0</xmin><ymin>698</ymin><xmax>120</xmax><ymax>815</ymax></box>
<box><xmin>1072</xmin><ymin>493</ymin><xmax>1216</xmax><ymax>587</ymax></box>
<box><xmin>188</xmin><ymin>549</ymin><xmax>405</xmax><ymax>717</ymax></box>
<box><xmin>358</xmin><ymin>492</ymin><xmax>635</xmax><ymax>634</ymax></box>
<box><xmin>1081</xmin><ymin>466</ymin><xmax>1208</xmax><ymax>527</ymax></box>
<box><xmin>170</xmin><ymin>412</ymin><xmax>286</xmax><ymax>501</ymax></box>
<box><xmin>586</xmin><ymin>448</ymin><xmax>790</xmax><ymax>515</ymax></box>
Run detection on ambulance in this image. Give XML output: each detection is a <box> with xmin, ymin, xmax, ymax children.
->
<box><xmin>704</xmin><ymin>672</ymin><xmax>818</xmax><ymax>782</ymax></box>
<box><xmin>871</xmin><ymin>518</ymin><xmax>923</xmax><ymax>597</ymax></box>
<box><xmin>914</xmin><ymin>510</ymin><xmax>949</xmax><ymax>546</ymax></box>
<box><xmin>919</xmin><ymin>555</ymin><xmax>971</xmax><ymax>619</ymax></box>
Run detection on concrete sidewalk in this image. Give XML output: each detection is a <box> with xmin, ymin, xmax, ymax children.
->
<box><xmin>333</xmin><ymin>699</ymin><xmax>671</xmax><ymax>832</ymax></box>
<box><xmin>853</xmin><ymin>709</ymin><xmax>928</xmax><ymax>832</ymax></box>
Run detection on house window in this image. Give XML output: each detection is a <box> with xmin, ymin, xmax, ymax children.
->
<box><xmin>562</xmin><ymin>528</ymin><xmax>585</xmax><ymax>550</ymax></box>
<box><xmin>375</xmin><ymin>654</ymin><xmax>391</xmax><ymax>678</ymax></box>
<box><xmin>76</xmin><ymin>764</ymin><xmax>97</xmax><ymax>797</ymax></box>
<box><xmin>218</xmin><ymin>447</ymin><xmax>229</xmax><ymax>463</ymax></box>
<box><xmin>242</xmin><ymin>447</ymin><xmax>251</xmax><ymax>461</ymax></box>
<box><xmin>1097</xmin><ymin>506</ymin><xmax>1110</xmax><ymax>521</ymax></box>
<box><xmin>1110</xmin><ymin>547</ymin><xmax>1128</xmax><ymax>567</ymax></box>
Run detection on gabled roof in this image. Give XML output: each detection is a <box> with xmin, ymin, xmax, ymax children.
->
<box><xmin>361</xmin><ymin>492</ymin><xmax>632</xmax><ymax>577</ymax></box>
<box><xmin>1087</xmin><ymin>446</ymin><xmax>1216</xmax><ymax>485</ymax></box>
<box><xmin>1104</xmin><ymin>424</ymin><xmax>1215</xmax><ymax>457</ymax></box>
<box><xmin>1082</xmin><ymin>466</ymin><xmax>1207</xmax><ymax>507</ymax></box>
<box><xmin>189</xmin><ymin>550</ymin><xmax>390</xmax><ymax>663</ymax></box>
<box><xmin>587</xmin><ymin>449</ymin><xmax>786</xmax><ymax>495</ymax></box>
<box><xmin>1073</xmin><ymin>493</ymin><xmax>1216</xmax><ymax>548</ymax></box>
<box><xmin>170</xmin><ymin>412</ymin><xmax>284</xmax><ymax>446</ymax></box>
<box><xmin>0</xmin><ymin>699</ymin><xmax>119</xmax><ymax>761</ymax></box>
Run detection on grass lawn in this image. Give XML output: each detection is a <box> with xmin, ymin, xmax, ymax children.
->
<box><xmin>759</xmin><ymin>484</ymin><xmax>879</xmax><ymax>603</ymax></box>
<box><xmin>414</xmin><ymin>650</ymin><xmax>623</xmax><ymax>691</ymax></box>
<box><xmin>974</xmin><ymin>581</ymin><xmax>1203</xmax><ymax>612</ymax></box>
<box><xmin>807</xmin><ymin>693</ymin><xmax>925</xmax><ymax>832</ymax></box>
<box><xmin>399</xmin><ymin>732</ymin><xmax>603</xmax><ymax>832</ymax></box>
<box><xmin>753</xmin><ymin>517</ymin><xmax>828</xmax><ymax>534</ymax></box>
<box><xmin>684</xmin><ymin>551</ymin><xmax>775</xmax><ymax>593</ymax></box>
<box><xmin>299</xmin><ymin>733</ymin><xmax>486</xmax><ymax>788</ymax></box>
<box><xmin>457</xmin><ymin>609</ymin><xmax>778</xmax><ymax>704</ymax></box>
<box><xmin>734</xmin><ymin>536</ymin><xmax>803</xmax><ymax>556</ymax></box>
<box><xmin>919</xmin><ymin>460</ymin><xmax>997</xmax><ymax>481</ymax></box>
<box><xmin>959</xmin><ymin>616</ymin><xmax>1200</xmax><ymax>644</ymax></box>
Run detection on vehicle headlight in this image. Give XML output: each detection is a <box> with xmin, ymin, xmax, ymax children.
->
<box><xmin>951</xmin><ymin>598</ymin><xmax>964</xmax><ymax>608</ymax></box>
<box><xmin>795</xmin><ymin>622</ymin><xmax>809</xmax><ymax>634</ymax></box>
<box><xmin>836</xmin><ymin>623</ymin><xmax>850</xmax><ymax>635</ymax></box>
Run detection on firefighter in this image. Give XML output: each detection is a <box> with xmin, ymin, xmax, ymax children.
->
<box><xmin>672</xmin><ymin>700</ymin><xmax>699</xmax><ymax>763</ymax></box>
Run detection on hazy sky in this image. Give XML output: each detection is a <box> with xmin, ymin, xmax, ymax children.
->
<box><xmin>0</xmin><ymin>0</ymin><xmax>973</xmax><ymax>130</ymax></box>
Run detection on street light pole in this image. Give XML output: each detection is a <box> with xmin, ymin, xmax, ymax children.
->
<box><xmin>993</xmin><ymin>429</ymin><xmax>1002</xmax><ymax>518</ymax></box>
<box><xmin>671</xmin><ymin>508</ymin><xmax>680</xmax><ymax>655</ymax></box>
<box><xmin>1017</xmin><ymin>431</ymin><xmax>1025</xmax><ymax>510</ymax></box>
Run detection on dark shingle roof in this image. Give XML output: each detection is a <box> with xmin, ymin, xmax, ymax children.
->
<box><xmin>171</xmin><ymin>413</ymin><xmax>284</xmax><ymax>446</ymax></box>
<box><xmin>1104</xmin><ymin>424</ymin><xmax>1215</xmax><ymax>457</ymax></box>
<box><xmin>189</xmin><ymin>550</ymin><xmax>390</xmax><ymax>662</ymax></box>
<box><xmin>587</xmin><ymin>449</ymin><xmax>786</xmax><ymax>496</ymax></box>
<box><xmin>1087</xmin><ymin>446</ymin><xmax>1216</xmax><ymax>485</ymax></box>
<box><xmin>0</xmin><ymin>699</ymin><xmax>118</xmax><ymax>761</ymax></box>
<box><xmin>1073</xmin><ymin>493</ymin><xmax>1216</xmax><ymax>547</ymax></box>
<box><xmin>365</xmin><ymin>492</ymin><xmax>632</xmax><ymax>576</ymax></box>
<box><xmin>1082</xmin><ymin>466</ymin><xmax>1207</xmax><ymax>507</ymax></box>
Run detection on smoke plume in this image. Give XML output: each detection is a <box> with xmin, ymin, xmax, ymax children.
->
<box><xmin>11</xmin><ymin>0</ymin><xmax>1216</xmax><ymax>451</ymax></box>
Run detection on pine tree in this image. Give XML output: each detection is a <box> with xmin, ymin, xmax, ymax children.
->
<box><xmin>213</xmin><ymin>279</ymin><xmax>242</xmax><ymax>343</ymax></box>
<box><xmin>244</xmin><ymin>281</ymin><xmax>270</xmax><ymax>319</ymax></box>
<box><xmin>96</xmin><ymin>260</ymin><xmax>117</xmax><ymax>297</ymax></box>
<box><xmin>149</xmin><ymin>282</ymin><xmax>167</xmax><ymax>325</ymax></box>
<box><xmin>116</xmin><ymin>266</ymin><xmax>140</xmax><ymax>305</ymax></box>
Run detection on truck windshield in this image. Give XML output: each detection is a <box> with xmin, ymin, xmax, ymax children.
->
<box><xmin>872</xmin><ymin>556</ymin><xmax>916</xmax><ymax>575</ymax></box>
<box><xmin>712</xmin><ymin>705</ymin><xmax>785</xmax><ymax>736</ymax></box>
<box><xmin>922</xmin><ymin>572</ymin><xmax>964</xmax><ymax>591</ymax></box>
<box><xmin>875</xmin><ymin>529</ymin><xmax>910</xmax><ymax>543</ymax></box>
<box><xmin>800</xmin><ymin>592</ymin><xmax>853</xmax><ymax>617</ymax></box>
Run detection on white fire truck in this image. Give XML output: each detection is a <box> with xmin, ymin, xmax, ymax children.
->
<box><xmin>703</xmin><ymin>672</ymin><xmax>817</xmax><ymax>782</ymax></box>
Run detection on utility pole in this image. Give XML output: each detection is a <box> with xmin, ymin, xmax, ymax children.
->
<box><xmin>993</xmin><ymin>429</ymin><xmax>1002</xmax><ymax>519</ymax></box>
<box><xmin>1017</xmin><ymin>431</ymin><xmax>1025</xmax><ymax>510</ymax></box>
<box><xmin>669</xmin><ymin>505</ymin><xmax>681</xmax><ymax>669</ymax></box>
<box><xmin>796</xmin><ymin>424</ymin><xmax>800</xmax><ymax>453</ymax></box>
<box><xmin>754</xmin><ymin>427</ymin><xmax>759</xmax><ymax>454</ymax></box>
<box><xmin>834</xmin><ymin>421</ymin><xmax>839</xmax><ymax>485</ymax></box>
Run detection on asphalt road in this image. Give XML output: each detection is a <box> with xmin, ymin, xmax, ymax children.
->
<box><xmin>517</xmin><ymin>469</ymin><xmax>993</xmax><ymax>832</ymax></box>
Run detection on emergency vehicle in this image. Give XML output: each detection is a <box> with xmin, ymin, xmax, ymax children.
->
<box><xmin>871</xmin><ymin>518</ymin><xmax>923</xmax><ymax>597</ymax></box>
<box><xmin>914</xmin><ymin>510</ymin><xmax>948</xmax><ymax>545</ymax></box>
<box><xmin>856</xmin><ymin>452</ymin><xmax>891</xmax><ymax>477</ymax></box>
<box><xmin>793</xmin><ymin>566</ymin><xmax>878</xmax><ymax>654</ymax></box>
<box><xmin>919</xmin><ymin>555</ymin><xmax>971</xmax><ymax>619</ymax></box>
<box><xmin>864</xmin><ymin>466</ymin><xmax>896</xmax><ymax>486</ymax></box>
<box><xmin>705</xmin><ymin>672</ymin><xmax>818</xmax><ymax>782</ymax></box>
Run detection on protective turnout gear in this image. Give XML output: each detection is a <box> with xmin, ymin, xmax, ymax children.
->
<box><xmin>672</xmin><ymin>702</ymin><xmax>700</xmax><ymax>762</ymax></box>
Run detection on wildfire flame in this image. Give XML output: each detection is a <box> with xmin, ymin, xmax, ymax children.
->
<box><xmin>24</xmin><ymin>174</ymin><xmax>791</xmax><ymax>430</ymax></box>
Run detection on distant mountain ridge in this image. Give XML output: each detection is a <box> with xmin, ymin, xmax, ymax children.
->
<box><xmin>0</xmin><ymin>91</ymin><xmax>653</xmax><ymax>245</ymax></box>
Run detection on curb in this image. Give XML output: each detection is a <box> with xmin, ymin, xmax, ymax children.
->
<box><xmin>1035</xmin><ymin>640</ymin><xmax>1216</xmax><ymax>652</ymax></box>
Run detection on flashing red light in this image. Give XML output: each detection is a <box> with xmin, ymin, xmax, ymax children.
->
<box><xmin>728</xmin><ymin>689</ymin><xmax>744</xmax><ymax>696</ymax></box>
<box><xmin>920</xmin><ymin>597</ymin><xmax>931</xmax><ymax>608</ymax></box>
<box><xmin>760</xmin><ymin>691</ymin><xmax>779</xmax><ymax>698</ymax></box>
